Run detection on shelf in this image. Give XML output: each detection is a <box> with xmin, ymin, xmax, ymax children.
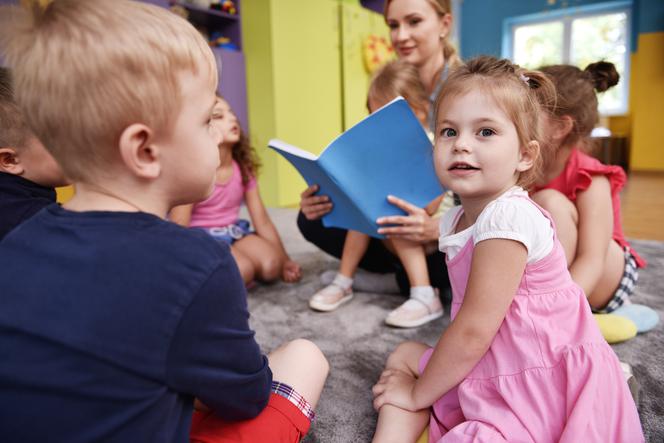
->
<box><xmin>175</xmin><ymin>1</ymin><xmax>239</xmax><ymax>22</ymax></box>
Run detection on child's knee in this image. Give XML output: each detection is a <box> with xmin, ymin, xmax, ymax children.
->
<box><xmin>232</xmin><ymin>249</ymin><xmax>256</xmax><ymax>282</ymax></box>
<box><xmin>532</xmin><ymin>188</ymin><xmax>568</xmax><ymax>210</ymax></box>
<box><xmin>385</xmin><ymin>341</ymin><xmax>423</xmax><ymax>371</ymax></box>
<box><xmin>258</xmin><ymin>254</ymin><xmax>282</xmax><ymax>282</ymax></box>
<box><xmin>284</xmin><ymin>339</ymin><xmax>330</xmax><ymax>375</ymax></box>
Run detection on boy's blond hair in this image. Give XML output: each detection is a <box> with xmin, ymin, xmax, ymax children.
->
<box><xmin>0</xmin><ymin>67</ymin><xmax>32</xmax><ymax>150</ymax></box>
<box><xmin>0</xmin><ymin>0</ymin><xmax>217</xmax><ymax>181</ymax></box>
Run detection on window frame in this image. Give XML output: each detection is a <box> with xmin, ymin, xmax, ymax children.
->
<box><xmin>502</xmin><ymin>1</ymin><xmax>632</xmax><ymax>116</ymax></box>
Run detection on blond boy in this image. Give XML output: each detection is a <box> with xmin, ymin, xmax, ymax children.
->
<box><xmin>0</xmin><ymin>1</ymin><xmax>327</xmax><ymax>442</ymax></box>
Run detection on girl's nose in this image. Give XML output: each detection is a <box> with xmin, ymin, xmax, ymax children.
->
<box><xmin>453</xmin><ymin>136</ymin><xmax>471</xmax><ymax>153</ymax></box>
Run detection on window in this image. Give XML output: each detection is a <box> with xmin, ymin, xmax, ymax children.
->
<box><xmin>503</xmin><ymin>1</ymin><xmax>631</xmax><ymax>116</ymax></box>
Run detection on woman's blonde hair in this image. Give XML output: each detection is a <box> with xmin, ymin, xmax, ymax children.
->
<box><xmin>367</xmin><ymin>60</ymin><xmax>429</xmax><ymax>125</ymax></box>
<box><xmin>0</xmin><ymin>0</ymin><xmax>217</xmax><ymax>182</ymax></box>
<box><xmin>384</xmin><ymin>0</ymin><xmax>463</xmax><ymax>69</ymax></box>
<box><xmin>434</xmin><ymin>56</ymin><xmax>557</xmax><ymax>190</ymax></box>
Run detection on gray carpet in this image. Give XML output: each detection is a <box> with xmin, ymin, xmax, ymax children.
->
<box><xmin>247</xmin><ymin>208</ymin><xmax>664</xmax><ymax>443</ymax></box>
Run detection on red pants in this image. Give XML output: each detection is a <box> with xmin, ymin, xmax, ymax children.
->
<box><xmin>190</xmin><ymin>393</ymin><xmax>311</xmax><ymax>443</ymax></box>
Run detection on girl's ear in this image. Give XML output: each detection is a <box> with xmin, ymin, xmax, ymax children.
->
<box><xmin>517</xmin><ymin>140</ymin><xmax>539</xmax><ymax>172</ymax></box>
<box><xmin>553</xmin><ymin>115</ymin><xmax>574</xmax><ymax>141</ymax></box>
<box><xmin>0</xmin><ymin>147</ymin><xmax>24</xmax><ymax>175</ymax></box>
<box><xmin>118</xmin><ymin>124</ymin><xmax>161</xmax><ymax>179</ymax></box>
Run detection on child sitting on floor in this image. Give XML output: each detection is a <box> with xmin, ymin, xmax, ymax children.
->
<box><xmin>171</xmin><ymin>97</ymin><xmax>301</xmax><ymax>284</ymax></box>
<box><xmin>0</xmin><ymin>67</ymin><xmax>68</xmax><ymax>240</ymax></box>
<box><xmin>372</xmin><ymin>56</ymin><xmax>643</xmax><ymax>442</ymax></box>
<box><xmin>532</xmin><ymin>61</ymin><xmax>659</xmax><ymax>341</ymax></box>
<box><xmin>0</xmin><ymin>1</ymin><xmax>327</xmax><ymax>442</ymax></box>
<box><xmin>309</xmin><ymin>60</ymin><xmax>453</xmax><ymax>328</ymax></box>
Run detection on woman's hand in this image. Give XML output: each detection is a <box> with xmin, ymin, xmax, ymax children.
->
<box><xmin>300</xmin><ymin>184</ymin><xmax>333</xmax><ymax>221</ymax></box>
<box><xmin>282</xmin><ymin>259</ymin><xmax>302</xmax><ymax>283</ymax></box>
<box><xmin>376</xmin><ymin>195</ymin><xmax>440</xmax><ymax>244</ymax></box>
<box><xmin>372</xmin><ymin>368</ymin><xmax>419</xmax><ymax>412</ymax></box>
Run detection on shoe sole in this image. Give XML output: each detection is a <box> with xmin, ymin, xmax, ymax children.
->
<box><xmin>385</xmin><ymin>309</ymin><xmax>444</xmax><ymax>328</ymax></box>
<box><xmin>309</xmin><ymin>294</ymin><xmax>354</xmax><ymax>312</ymax></box>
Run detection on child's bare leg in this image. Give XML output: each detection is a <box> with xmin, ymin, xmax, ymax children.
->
<box><xmin>531</xmin><ymin>189</ymin><xmax>578</xmax><ymax>265</ymax></box>
<box><xmin>230</xmin><ymin>246</ymin><xmax>256</xmax><ymax>283</ymax></box>
<box><xmin>384</xmin><ymin>239</ymin><xmax>441</xmax><ymax>328</ymax></box>
<box><xmin>233</xmin><ymin>235</ymin><xmax>282</xmax><ymax>282</ymax></box>
<box><xmin>589</xmin><ymin>240</ymin><xmax>625</xmax><ymax>310</ymax></box>
<box><xmin>339</xmin><ymin>230</ymin><xmax>371</xmax><ymax>277</ymax></box>
<box><xmin>268</xmin><ymin>339</ymin><xmax>329</xmax><ymax>409</ymax></box>
<box><xmin>373</xmin><ymin>342</ymin><xmax>431</xmax><ymax>443</ymax></box>
<box><xmin>389</xmin><ymin>238</ymin><xmax>429</xmax><ymax>287</ymax></box>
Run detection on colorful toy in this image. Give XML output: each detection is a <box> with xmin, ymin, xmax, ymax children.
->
<box><xmin>210</xmin><ymin>0</ymin><xmax>236</xmax><ymax>15</ymax></box>
<box><xmin>209</xmin><ymin>31</ymin><xmax>239</xmax><ymax>51</ymax></box>
<box><xmin>362</xmin><ymin>34</ymin><xmax>394</xmax><ymax>74</ymax></box>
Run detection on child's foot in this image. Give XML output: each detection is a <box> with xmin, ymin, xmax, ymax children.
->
<box><xmin>309</xmin><ymin>274</ymin><xmax>353</xmax><ymax>312</ymax></box>
<box><xmin>385</xmin><ymin>287</ymin><xmax>443</xmax><ymax>328</ymax></box>
<box><xmin>320</xmin><ymin>269</ymin><xmax>400</xmax><ymax>294</ymax></box>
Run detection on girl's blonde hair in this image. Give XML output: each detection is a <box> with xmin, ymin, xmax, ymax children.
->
<box><xmin>434</xmin><ymin>56</ymin><xmax>557</xmax><ymax>190</ymax></box>
<box><xmin>540</xmin><ymin>61</ymin><xmax>619</xmax><ymax>150</ymax></box>
<box><xmin>367</xmin><ymin>60</ymin><xmax>429</xmax><ymax>125</ymax></box>
<box><xmin>0</xmin><ymin>0</ymin><xmax>217</xmax><ymax>182</ymax></box>
<box><xmin>383</xmin><ymin>0</ymin><xmax>463</xmax><ymax>69</ymax></box>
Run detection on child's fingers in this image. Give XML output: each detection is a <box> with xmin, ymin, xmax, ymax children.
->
<box><xmin>300</xmin><ymin>184</ymin><xmax>319</xmax><ymax>198</ymax></box>
<box><xmin>386</xmin><ymin>195</ymin><xmax>426</xmax><ymax>215</ymax></box>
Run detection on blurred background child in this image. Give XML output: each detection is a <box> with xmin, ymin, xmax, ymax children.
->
<box><xmin>171</xmin><ymin>97</ymin><xmax>301</xmax><ymax>285</ymax></box>
<box><xmin>308</xmin><ymin>60</ymin><xmax>453</xmax><ymax>328</ymax></box>
<box><xmin>532</xmin><ymin>61</ymin><xmax>659</xmax><ymax>337</ymax></box>
<box><xmin>0</xmin><ymin>66</ymin><xmax>68</xmax><ymax>240</ymax></box>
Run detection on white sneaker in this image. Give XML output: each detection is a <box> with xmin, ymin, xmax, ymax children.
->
<box><xmin>309</xmin><ymin>283</ymin><xmax>354</xmax><ymax>312</ymax></box>
<box><xmin>385</xmin><ymin>293</ymin><xmax>443</xmax><ymax>328</ymax></box>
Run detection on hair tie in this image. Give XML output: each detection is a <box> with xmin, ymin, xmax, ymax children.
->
<box><xmin>519</xmin><ymin>73</ymin><xmax>530</xmax><ymax>86</ymax></box>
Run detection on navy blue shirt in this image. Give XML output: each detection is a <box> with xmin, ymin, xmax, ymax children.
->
<box><xmin>0</xmin><ymin>171</ymin><xmax>56</xmax><ymax>241</ymax></box>
<box><xmin>0</xmin><ymin>205</ymin><xmax>272</xmax><ymax>443</ymax></box>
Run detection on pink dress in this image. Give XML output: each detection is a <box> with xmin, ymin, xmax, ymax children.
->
<box><xmin>420</xmin><ymin>196</ymin><xmax>643</xmax><ymax>442</ymax></box>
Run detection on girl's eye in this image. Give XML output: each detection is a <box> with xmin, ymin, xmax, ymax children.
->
<box><xmin>409</xmin><ymin>18</ymin><xmax>421</xmax><ymax>26</ymax></box>
<box><xmin>441</xmin><ymin>128</ymin><xmax>457</xmax><ymax>137</ymax></box>
<box><xmin>387</xmin><ymin>22</ymin><xmax>398</xmax><ymax>30</ymax></box>
<box><xmin>479</xmin><ymin>128</ymin><xmax>495</xmax><ymax>137</ymax></box>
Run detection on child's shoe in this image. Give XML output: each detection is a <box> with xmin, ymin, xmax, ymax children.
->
<box><xmin>620</xmin><ymin>361</ymin><xmax>640</xmax><ymax>404</ymax></box>
<box><xmin>385</xmin><ymin>286</ymin><xmax>443</xmax><ymax>328</ymax></box>
<box><xmin>309</xmin><ymin>273</ymin><xmax>353</xmax><ymax>312</ymax></box>
<box><xmin>320</xmin><ymin>269</ymin><xmax>400</xmax><ymax>294</ymax></box>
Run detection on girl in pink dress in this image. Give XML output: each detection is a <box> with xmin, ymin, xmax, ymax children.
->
<box><xmin>171</xmin><ymin>97</ymin><xmax>301</xmax><ymax>285</ymax></box>
<box><xmin>371</xmin><ymin>56</ymin><xmax>643</xmax><ymax>442</ymax></box>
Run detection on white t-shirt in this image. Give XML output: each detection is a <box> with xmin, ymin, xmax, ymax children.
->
<box><xmin>438</xmin><ymin>187</ymin><xmax>554</xmax><ymax>263</ymax></box>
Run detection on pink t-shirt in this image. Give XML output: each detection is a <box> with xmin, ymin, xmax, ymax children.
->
<box><xmin>189</xmin><ymin>160</ymin><xmax>256</xmax><ymax>228</ymax></box>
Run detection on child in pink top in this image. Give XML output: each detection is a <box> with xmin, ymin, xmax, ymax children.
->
<box><xmin>171</xmin><ymin>97</ymin><xmax>301</xmax><ymax>284</ymax></box>
<box><xmin>371</xmin><ymin>57</ymin><xmax>643</xmax><ymax>442</ymax></box>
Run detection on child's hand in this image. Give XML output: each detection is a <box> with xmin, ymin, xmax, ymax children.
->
<box><xmin>300</xmin><ymin>184</ymin><xmax>333</xmax><ymax>220</ymax></box>
<box><xmin>282</xmin><ymin>259</ymin><xmax>302</xmax><ymax>282</ymax></box>
<box><xmin>377</xmin><ymin>195</ymin><xmax>439</xmax><ymax>243</ymax></box>
<box><xmin>372</xmin><ymin>368</ymin><xmax>419</xmax><ymax>412</ymax></box>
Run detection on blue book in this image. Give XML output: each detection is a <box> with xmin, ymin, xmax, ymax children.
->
<box><xmin>268</xmin><ymin>97</ymin><xmax>443</xmax><ymax>238</ymax></box>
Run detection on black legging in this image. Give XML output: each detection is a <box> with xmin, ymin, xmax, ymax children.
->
<box><xmin>297</xmin><ymin>211</ymin><xmax>450</xmax><ymax>297</ymax></box>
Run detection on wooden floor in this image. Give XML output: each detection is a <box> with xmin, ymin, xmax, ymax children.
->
<box><xmin>622</xmin><ymin>171</ymin><xmax>664</xmax><ymax>241</ymax></box>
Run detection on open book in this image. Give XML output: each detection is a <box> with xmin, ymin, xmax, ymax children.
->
<box><xmin>269</xmin><ymin>97</ymin><xmax>443</xmax><ymax>238</ymax></box>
